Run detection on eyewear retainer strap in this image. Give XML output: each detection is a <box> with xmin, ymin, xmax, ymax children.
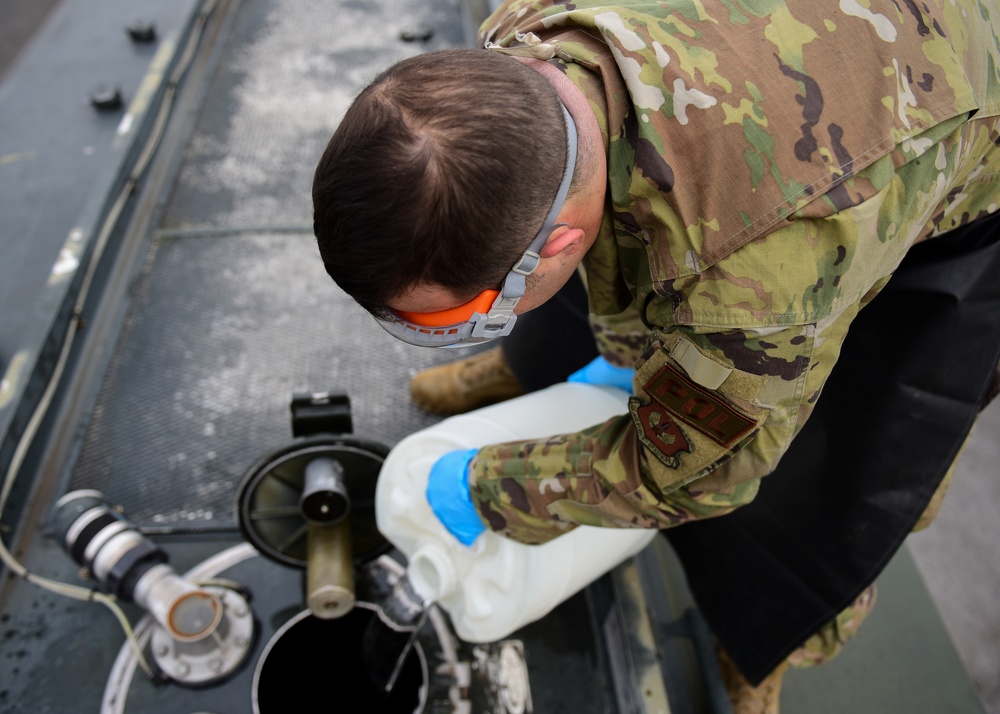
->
<box><xmin>473</xmin><ymin>102</ymin><xmax>579</xmax><ymax>337</ymax></box>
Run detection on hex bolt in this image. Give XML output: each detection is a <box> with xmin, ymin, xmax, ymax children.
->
<box><xmin>89</xmin><ymin>87</ymin><xmax>124</xmax><ymax>112</ymax></box>
<box><xmin>176</xmin><ymin>662</ymin><xmax>189</xmax><ymax>677</ymax></box>
<box><xmin>156</xmin><ymin>644</ymin><xmax>169</xmax><ymax>657</ymax></box>
<box><xmin>400</xmin><ymin>25</ymin><xmax>434</xmax><ymax>42</ymax></box>
<box><xmin>209</xmin><ymin>658</ymin><xmax>223</xmax><ymax>673</ymax></box>
<box><xmin>126</xmin><ymin>22</ymin><xmax>157</xmax><ymax>43</ymax></box>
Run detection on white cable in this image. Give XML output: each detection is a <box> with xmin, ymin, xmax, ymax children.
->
<box><xmin>0</xmin><ymin>0</ymin><xmax>223</xmax><ymax>682</ymax></box>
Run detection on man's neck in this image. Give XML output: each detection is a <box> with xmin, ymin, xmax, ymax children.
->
<box><xmin>515</xmin><ymin>56</ymin><xmax>607</xmax><ymax>253</ymax></box>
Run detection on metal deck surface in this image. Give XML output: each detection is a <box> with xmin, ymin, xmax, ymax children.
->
<box><xmin>67</xmin><ymin>0</ymin><xmax>469</xmax><ymax>529</ymax></box>
<box><xmin>0</xmin><ymin>0</ymin><xmax>997</xmax><ymax>712</ymax></box>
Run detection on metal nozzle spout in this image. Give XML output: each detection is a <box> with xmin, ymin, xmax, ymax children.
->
<box><xmin>306</xmin><ymin>519</ymin><xmax>355</xmax><ymax>619</ymax></box>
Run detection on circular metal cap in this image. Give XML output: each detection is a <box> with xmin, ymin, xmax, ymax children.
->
<box><xmin>169</xmin><ymin>591</ymin><xmax>223</xmax><ymax>641</ymax></box>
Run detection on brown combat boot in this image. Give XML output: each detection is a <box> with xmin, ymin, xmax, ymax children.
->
<box><xmin>409</xmin><ymin>347</ymin><xmax>525</xmax><ymax>415</ymax></box>
<box><xmin>716</xmin><ymin>646</ymin><xmax>788</xmax><ymax>714</ymax></box>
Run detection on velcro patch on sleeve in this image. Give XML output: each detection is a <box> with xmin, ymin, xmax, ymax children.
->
<box><xmin>643</xmin><ymin>363</ymin><xmax>755</xmax><ymax>447</ymax></box>
<box><xmin>629</xmin><ymin>399</ymin><xmax>692</xmax><ymax>470</ymax></box>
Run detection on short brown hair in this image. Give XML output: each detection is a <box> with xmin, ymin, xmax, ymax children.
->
<box><xmin>312</xmin><ymin>49</ymin><xmax>567</xmax><ymax>318</ymax></box>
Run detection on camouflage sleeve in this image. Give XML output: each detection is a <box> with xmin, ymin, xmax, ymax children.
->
<box><xmin>467</xmin><ymin>0</ymin><xmax>1000</xmax><ymax>544</ymax></box>
<box><xmin>468</xmin><ymin>305</ymin><xmax>865</xmax><ymax>545</ymax></box>
<box><xmin>468</xmin><ymin>409</ymin><xmax>762</xmax><ymax>546</ymax></box>
<box><xmin>469</xmin><ymin>100</ymin><xmax>1000</xmax><ymax>544</ymax></box>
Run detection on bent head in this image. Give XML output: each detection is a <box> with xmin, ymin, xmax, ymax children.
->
<box><xmin>313</xmin><ymin>48</ymin><xmax>596</xmax><ymax>345</ymax></box>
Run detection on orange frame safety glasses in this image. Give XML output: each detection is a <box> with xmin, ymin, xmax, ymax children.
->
<box><xmin>377</xmin><ymin>103</ymin><xmax>579</xmax><ymax>348</ymax></box>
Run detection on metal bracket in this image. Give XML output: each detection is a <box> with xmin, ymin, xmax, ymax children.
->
<box><xmin>290</xmin><ymin>391</ymin><xmax>353</xmax><ymax>437</ymax></box>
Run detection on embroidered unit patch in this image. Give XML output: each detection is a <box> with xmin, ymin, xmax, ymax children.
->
<box><xmin>643</xmin><ymin>364</ymin><xmax>755</xmax><ymax>447</ymax></box>
<box><xmin>630</xmin><ymin>399</ymin><xmax>692</xmax><ymax>469</ymax></box>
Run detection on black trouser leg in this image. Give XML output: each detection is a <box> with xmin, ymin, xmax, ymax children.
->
<box><xmin>666</xmin><ymin>211</ymin><xmax>1000</xmax><ymax>684</ymax></box>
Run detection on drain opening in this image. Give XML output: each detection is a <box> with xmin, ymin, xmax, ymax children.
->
<box><xmin>254</xmin><ymin>607</ymin><xmax>425</xmax><ymax>713</ymax></box>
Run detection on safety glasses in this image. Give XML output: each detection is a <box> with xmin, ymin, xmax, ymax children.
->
<box><xmin>377</xmin><ymin>103</ymin><xmax>578</xmax><ymax>348</ymax></box>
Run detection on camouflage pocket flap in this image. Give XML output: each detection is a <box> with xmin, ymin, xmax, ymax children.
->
<box><xmin>630</xmin><ymin>344</ymin><xmax>771</xmax><ymax>494</ymax></box>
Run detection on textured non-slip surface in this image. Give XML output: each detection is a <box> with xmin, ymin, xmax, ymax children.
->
<box><xmin>69</xmin><ymin>231</ymin><xmax>474</xmax><ymax>527</ymax></box>
<box><xmin>68</xmin><ymin>0</ymin><xmax>469</xmax><ymax>528</ymax></box>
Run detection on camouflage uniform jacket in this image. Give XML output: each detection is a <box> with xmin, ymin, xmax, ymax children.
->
<box><xmin>470</xmin><ymin>0</ymin><xmax>1000</xmax><ymax>544</ymax></box>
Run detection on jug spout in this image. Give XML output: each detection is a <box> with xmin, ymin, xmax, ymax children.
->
<box><xmin>408</xmin><ymin>544</ymin><xmax>456</xmax><ymax>603</ymax></box>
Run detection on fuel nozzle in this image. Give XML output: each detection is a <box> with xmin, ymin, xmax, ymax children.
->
<box><xmin>52</xmin><ymin>490</ymin><xmax>254</xmax><ymax>686</ymax></box>
<box><xmin>301</xmin><ymin>457</ymin><xmax>356</xmax><ymax>619</ymax></box>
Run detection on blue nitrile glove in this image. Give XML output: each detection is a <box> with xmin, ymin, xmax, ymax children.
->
<box><xmin>567</xmin><ymin>356</ymin><xmax>634</xmax><ymax>393</ymax></box>
<box><xmin>425</xmin><ymin>448</ymin><xmax>486</xmax><ymax>546</ymax></box>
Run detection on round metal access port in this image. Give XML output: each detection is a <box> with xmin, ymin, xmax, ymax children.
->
<box><xmin>252</xmin><ymin>604</ymin><xmax>427</xmax><ymax>714</ymax></box>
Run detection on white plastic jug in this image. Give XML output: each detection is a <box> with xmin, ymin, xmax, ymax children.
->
<box><xmin>376</xmin><ymin>382</ymin><xmax>658</xmax><ymax>643</ymax></box>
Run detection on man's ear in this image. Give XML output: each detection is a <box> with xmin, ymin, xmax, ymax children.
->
<box><xmin>539</xmin><ymin>227</ymin><xmax>587</xmax><ymax>258</ymax></box>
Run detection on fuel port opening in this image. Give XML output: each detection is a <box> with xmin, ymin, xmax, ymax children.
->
<box><xmin>253</xmin><ymin>605</ymin><xmax>427</xmax><ymax>714</ymax></box>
